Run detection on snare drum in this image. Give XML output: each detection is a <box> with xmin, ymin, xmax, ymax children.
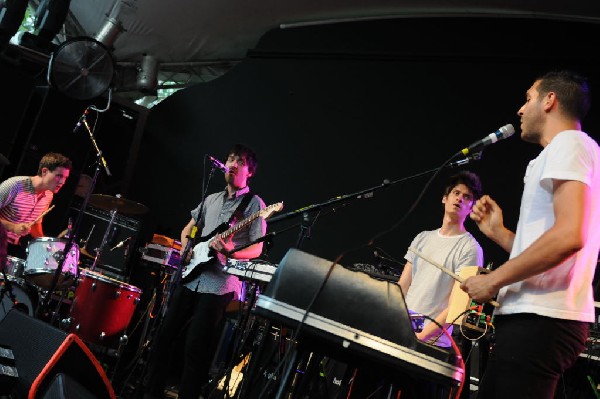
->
<box><xmin>68</xmin><ymin>269</ymin><xmax>142</xmax><ymax>347</ymax></box>
<box><xmin>4</xmin><ymin>256</ymin><xmax>26</xmax><ymax>279</ymax></box>
<box><xmin>1</xmin><ymin>276</ymin><xmax>39</xmax><ymax>322</ymax></box>
<box><xmin>24</xmin><ymin>237</ymin><xmax>79</xmax><ymax>289</ymax></box>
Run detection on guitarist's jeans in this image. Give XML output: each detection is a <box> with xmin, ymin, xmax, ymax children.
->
<box><xmin>144</xmin><ymin>285</ymin><xmax>234</xmax><ymax>399</ymax></box>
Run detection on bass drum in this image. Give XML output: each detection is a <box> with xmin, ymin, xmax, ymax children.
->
<box><xmin>0</xmin><ymin>277</ymin><xmax>39</xmax><ymax>322</ymax></box>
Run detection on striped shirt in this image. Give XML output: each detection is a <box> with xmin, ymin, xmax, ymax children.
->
<box><xmin>0</xmin><ymin>176</ymin><xmax>53</xmax><ymax>244</ymax></box>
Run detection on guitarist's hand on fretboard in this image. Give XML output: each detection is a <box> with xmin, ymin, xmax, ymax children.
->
<box><xmin>181</xmin><ymin>202</ymin><xmax>283</xmax><ymax>283</ymax></box>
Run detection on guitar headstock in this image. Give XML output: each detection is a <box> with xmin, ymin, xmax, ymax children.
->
<box><xmin>260</xmin><ymin>202</ymin><xmax>284</xmax><ymax>220</ymax></box>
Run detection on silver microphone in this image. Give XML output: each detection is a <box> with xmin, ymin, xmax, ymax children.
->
<box><xmin>207</xmin><ymin>155</ymin><xmax>229</xmax><ymax>173</ymax></box>
<box><xmin>110</xmin><ymin>236</ymin><xmax>131</xmax><ymax>251</ymax></box>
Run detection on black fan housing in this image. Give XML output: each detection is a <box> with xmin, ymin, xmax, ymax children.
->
<box><xmin>47</xmin><ymin>37</ymin><xmax>114</xmax><ymax>100</ymax></box>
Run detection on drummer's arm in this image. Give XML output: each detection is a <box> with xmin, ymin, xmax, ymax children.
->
<box><xmin>0</xmin><ymin>217</ymin><xmax>31</xmax><ymax>236</ymax></box>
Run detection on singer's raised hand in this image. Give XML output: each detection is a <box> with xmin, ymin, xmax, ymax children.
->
<box><xmin>470</xmin><ymin>195</ymin><xmax>515</xmax><ymax>252</ymax></box>
<box><xmin>470</xmin><ymin>195</ymin><xmax>501</xmax><ymax>233</ymax></box>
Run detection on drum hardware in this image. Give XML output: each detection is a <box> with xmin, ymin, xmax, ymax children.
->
<box><xmin>4</xmin><ymin>256</ymin><xmax>25</xmax><ymax>279</ymax></box>
<box><xmin>80</xmin><ymin>247</ymin><xmax>95</xmax><ymax>258</ymax></box>
<box><xmin>79</xmin><ymin>224</ymin><xmax>96</xmax><ymax>259</ymax></box>
<box><xmin>1</xmin><ymin>276</ymin><xmax>40</xmax><ymax>322</ymax></box>
<box><xmin>88</xmin><ymin>194</ymin><xmax>149</xmax><ymax>216</ymax></box>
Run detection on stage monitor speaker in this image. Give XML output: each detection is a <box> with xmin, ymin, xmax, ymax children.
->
<box><xmin>0</xmin><ymin>308</ymin><xmax>115</xmax><ymax>399</ymax></box>
<box><xmin>70</xmin><ymin>203</ymin><xmax>142</xmax><ymax>277</ymax></box>
<box><xmin>40</xmin><ymin>373</ymin><xmax>97</xmax><ymax>399</ymax></box>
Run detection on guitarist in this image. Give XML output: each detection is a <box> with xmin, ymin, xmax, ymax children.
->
<box><xmin>143</xmin><ymin>144</ymin><xmax>267</xmax><ymax>399</ymax></box>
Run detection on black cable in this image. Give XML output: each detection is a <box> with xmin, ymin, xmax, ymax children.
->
<box><xmin>265</xmin><ymin>152</ymin><xmax>467</xmax><ymax>397</ymax></box>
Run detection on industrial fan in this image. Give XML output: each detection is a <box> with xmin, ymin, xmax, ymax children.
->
<box><xmin>47</xmin><ymin>37</ymin><xmax>114</xmax><ymax>100</ymax></box>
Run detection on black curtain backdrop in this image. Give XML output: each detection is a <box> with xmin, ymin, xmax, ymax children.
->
<box><xmin>129</xmin><ymin>17</ymin><xmax>600</xmax><ymax>270</ymax></box>
<box><xmin>3</xmin><ymin>16</ymin><xmax>599</xmax><ymax>273</ymax></box>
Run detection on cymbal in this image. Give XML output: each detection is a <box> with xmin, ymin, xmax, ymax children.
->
<box><xmin>89</xmin><ymin>194</ymin><xmax>149</xmax><ymax>215</ymax></box>
<box><xmin>80</xmin><ymin>247</ymin><xmax>95</xmax><ymax>258</ymax></box>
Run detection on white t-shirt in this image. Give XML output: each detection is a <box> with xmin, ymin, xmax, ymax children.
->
<box><xmin>404</xmin><ymin>228</ymin><xmax>483</xmax><ymax>346</ymax></box>
<box><xmin>495</xmin><ymin>130</ymin><xmax>600</xmax><ymax>322</ymax></box>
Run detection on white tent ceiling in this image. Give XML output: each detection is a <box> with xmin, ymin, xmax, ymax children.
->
<box><xmin>21</xmin><ymin>0</ymin><xmax>600</xmax><ymax>100</ymax></box>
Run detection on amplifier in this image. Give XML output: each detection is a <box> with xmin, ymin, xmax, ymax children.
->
<box><xmin>69</xmin><ymin>204</ymin><xmax>142</xmax><ymax>276</ymax></box>
<box><xmin>140</xmin><ymin>243</ymin><xmax>181</xmax><ymax>268</ymax></box>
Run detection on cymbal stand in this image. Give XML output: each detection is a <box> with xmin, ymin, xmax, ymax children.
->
<box><xmin>89</xmin><ymin>208</ymin><xmax>118</xmax><ymax>272</ymax></box>
<box><xmin>79</xmin><ymin>224</ymin><xmax>96</xmax><ymax>256</ymax></box>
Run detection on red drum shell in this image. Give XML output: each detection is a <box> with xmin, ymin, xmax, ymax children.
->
<box><xmin>68</xmin><ymin>269</ymin><xmax>141</xmax><ymax>347</ymax></box>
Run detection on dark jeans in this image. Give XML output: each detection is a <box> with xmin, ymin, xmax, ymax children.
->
<box><xmin>144</xmin><ymin>285</ymin><xmax>234</xmax><ymax>399</ymax></box>
<box><xmin>477</xmin><ymin>313</ymin><xmax>589</xmax><ymax>399</ymax></box>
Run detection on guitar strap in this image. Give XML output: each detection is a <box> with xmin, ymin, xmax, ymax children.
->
<box><xmin>229</xmin><ymin>191</ymin><xmax>254</xmax><ymax>226</ymax></box>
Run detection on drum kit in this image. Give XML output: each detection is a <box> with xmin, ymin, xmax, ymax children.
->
<box><xmin>0</xmin><ymin>194</ymin><xmax>148</xmax><ymax>354</ymax></box>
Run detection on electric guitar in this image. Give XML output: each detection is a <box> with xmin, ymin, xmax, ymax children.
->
<box><xmin>181</xmin><ymin>202</ymin><xmax>284</xmax><ymax>282</ymax></box>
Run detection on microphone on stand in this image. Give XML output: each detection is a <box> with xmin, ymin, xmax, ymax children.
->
<box><xmin>207</xmin><ymin>155</ymin><xmax>229</xmax><ymax>173</ymax></box>
<box><xmin>449</xmin><ymin>152</ymin><xmax>483</xmax><ymax>168</ymax></box>
<box><xmin>73</xmin><ymin>107</ymin><xmax>90</xmax><ymax>133</ymax></box>
<box><xmin>457</xmin><ymin>124</ymin><xmax>515</xmax><ymax>157</ymax></box>
<box><xmin>110</xmin><ymin>236</ymin><xmax>131</xmax><ymax>251</ymax></box>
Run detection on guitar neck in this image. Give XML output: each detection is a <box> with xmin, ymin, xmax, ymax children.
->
<box><xmin>217</xmin><ymin>212</ymin><xmax>260</xmax><ymax>241</ymax></box>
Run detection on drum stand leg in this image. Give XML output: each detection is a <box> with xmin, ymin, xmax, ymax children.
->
<box><xmin>112</xmin><ymin>289</ymin><xmax>160</xmax><ymax>398</ymax></box>
<box><xmin>210</xmin><ymin>282</ymin><xmax>262</xmax><ymax>398</ymax></box>
<box><xmin>109</xmin><ymin>334</ymin><xmax>129</xmax><ymax>383</ymax></box>
<box><xmin>48</xmin><ymin>288</ymin><xmax>69</xmax><ymax>327</ymax></box>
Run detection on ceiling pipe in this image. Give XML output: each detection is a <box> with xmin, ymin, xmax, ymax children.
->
<box><xmin>94</xmin><ymin>16</ymin><xmax>123</xmax><ymax>49</ymax></box>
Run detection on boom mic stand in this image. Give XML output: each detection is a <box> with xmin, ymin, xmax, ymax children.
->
<box><xmin>36</xmin><ymin>102</ymin><xmax>112</xmax><ymax>322</ymax></box>
<box><xmin>260</xmin><ymin>153</ymin><xmax>483</xmax><ymax>399</ymax></box>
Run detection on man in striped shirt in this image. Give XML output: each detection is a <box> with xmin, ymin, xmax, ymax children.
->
<box><xmin>0</xmin><ymin>152</ymin><xmax>71</xmax><ymax>258</ymax></box>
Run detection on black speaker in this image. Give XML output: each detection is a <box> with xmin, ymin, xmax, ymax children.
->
<box><xmin>0</xmin><ymin>309</ymin><xmax>115</xmax><ymax>399</ymax></box>
<box><xmin>40</xmin><ymin>373</ymin><xmax>97</xmax><ymax>399</ymax></box>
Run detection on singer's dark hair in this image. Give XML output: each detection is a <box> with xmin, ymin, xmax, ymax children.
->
<box><xmin>536</xmin><ymin>70</ymin><xmax>591</xmax><ymax>121</ymax></box>
<box><xmin>227</xmin><ymin>143</ymin><xmax>258</xmax><ymax>176</ymax></box>
<box><xmin>37</xmin><ymin>152</ymin><xmax>72</xmax><ymax>176</ymax></box>
<box><xmin>444</xmin><ymin>170</ymin><xmax>482</xmax><ymax>201</ymax></box>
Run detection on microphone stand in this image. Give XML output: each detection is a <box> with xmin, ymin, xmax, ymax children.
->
<box><xmin>265</xmin><ymin>153</ymin><xmax>482</xmax><ymax>399</ymax></box>
<box><xmin>132</xmin><ymin>166</ymin><xmax>218</xmax><ymax>395</ymax></box>
<box><xmin>36</xmin><ymin>103</ymin><xmax>112</xmax><ymax>322</ymax></box>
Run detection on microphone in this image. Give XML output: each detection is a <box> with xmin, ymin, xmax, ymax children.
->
<box><xmin>110</xmin><ymin>236</ymin><xmax>131</xmax><ymax>251</ymax></box>
<box><xmin>458</xmin><ymin>124</ymin><xmax>515</xmax><ymax>157</ymax></box>
<box><xmin>449</xmin><ymin>152</ymin><xmax>482</xmax><ymax>168</ymax></box>
<box><xmin>207</xmin><ymin>155</ymin><xmax>229</xmax><ymax>173</ymax></box>
<box><xmin>73</xmin><ymin>107</ymin><xmax>90</xmax><ymax>133</ymax></box>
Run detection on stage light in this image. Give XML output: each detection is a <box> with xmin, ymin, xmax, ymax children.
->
<box><xmin>137</xmin><ymin>54</ymin><xmax>159</xmax><ymax>93</ymax></box>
